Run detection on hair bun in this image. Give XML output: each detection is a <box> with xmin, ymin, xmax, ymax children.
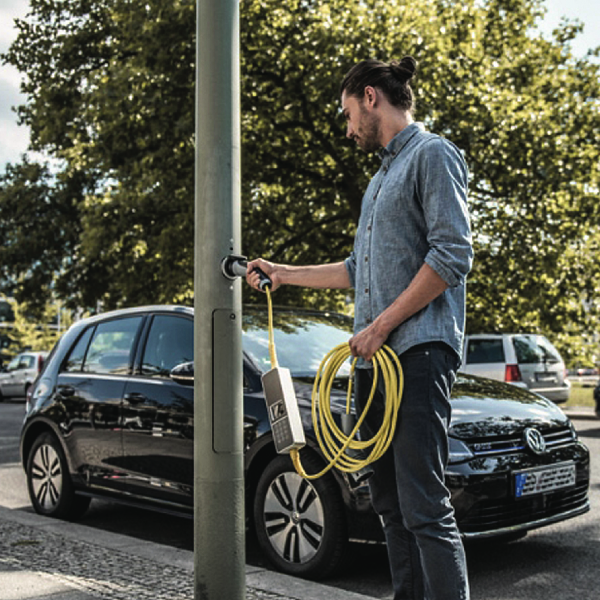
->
<box><xmin>390</xmin><ymin>56</ymin><xmax>417</xmax><ymax>82</ymax></box>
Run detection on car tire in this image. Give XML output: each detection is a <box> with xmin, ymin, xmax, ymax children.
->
<box><xmin>26</xmin><ymin>432</ymin><xmax>91</xmax><ymax>520</ymax></box>
<box><xmin>253</xmin><ymin>453</ymin><xmax>347</xmax><ymax>579</ymax></box>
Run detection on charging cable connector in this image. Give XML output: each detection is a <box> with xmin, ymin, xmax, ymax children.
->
<box><xmin>221</xmin><ymin>254</ymin><xmax>272</xmax><ymax>290</ymax></box>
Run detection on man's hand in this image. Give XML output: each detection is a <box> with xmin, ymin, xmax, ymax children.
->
<box><xmin>348</xmin><ymin>319</ymin><xmax>389</xmax><ymax>363</ymax></box>
<box><xmin>246</xmin><ymin>258</ymin><xmax>283</xmax><ymax>292</ymax></box>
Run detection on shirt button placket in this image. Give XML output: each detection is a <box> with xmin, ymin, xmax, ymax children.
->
<box><xmin>365</xmin><ymin>216</ymin><xmax>372</xmax><ymax>323</ymax></box>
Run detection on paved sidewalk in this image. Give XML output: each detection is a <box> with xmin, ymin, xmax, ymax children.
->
<box><xmin>0</xmin><ymin>506</ymin><xmax>373</xmax><ymax>600</ymax></box>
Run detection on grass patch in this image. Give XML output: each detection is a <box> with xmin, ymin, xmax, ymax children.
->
<box><xmin>565</xmin><ymin>382</ymin><xmax>596</xmax><ymax>409</ymax></box>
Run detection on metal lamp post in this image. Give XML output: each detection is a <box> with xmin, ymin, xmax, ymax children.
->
<box><xmin>194</xmin><ymin>0</ymin><xmax>245</xmax><ymax>598</ymax></box>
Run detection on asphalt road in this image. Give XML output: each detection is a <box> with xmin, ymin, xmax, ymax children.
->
<box><xmin>1</xmin><ymin>401</ymin><xmax>598</xmax><ymax>600</ymax></box>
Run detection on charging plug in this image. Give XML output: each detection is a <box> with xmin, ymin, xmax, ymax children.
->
<box><xmin>341</xmin><ymin>413</ymin><xmax>356</xmax><ymax>436</ymax></box>
<box><xmin>346</xmin><ymin>459</ymin><xmax>374</xmax><ymax>488</ymax></box>
<box><xmin>221</xmin><ymin>255</ymin><xmax>271</xmax><ymax>290</ymax></box>
<box><xmin>340</xmin><ymin>412</ymin><xmax>373</xmax><ymax>487</ymax></box>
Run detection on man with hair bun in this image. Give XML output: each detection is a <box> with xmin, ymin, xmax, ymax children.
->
<box><xmin>248</xmin><ymin>57</ymin><xmax>472</xmax><ymax>600</ymax></box>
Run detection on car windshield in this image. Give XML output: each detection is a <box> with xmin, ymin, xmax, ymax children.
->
<box><xmin>242</xmin><ymin>309</ymin><xmax>354</xmax><ymax>377</ymax></box>
<box><xmin>513</xmin><ymin>335</ymin><xmax>562</xmax><ymax>364</ymax></box>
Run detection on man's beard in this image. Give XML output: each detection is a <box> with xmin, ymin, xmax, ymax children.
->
<box><xmin>356</xmin><ymin>106</ymin><xmax>380</xmax><ymax>153</ymax></box>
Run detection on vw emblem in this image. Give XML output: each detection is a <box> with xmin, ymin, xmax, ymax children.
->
<box><xmin>524</xmin><ymin>427</ymin><xmax>546</xmax><ymax>454</ymax></box>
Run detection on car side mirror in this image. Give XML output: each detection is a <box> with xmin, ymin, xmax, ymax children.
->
<box><xmin>170</xmin><ymin>361</ymin><xmax>194</xmax><ymax>386</ymax></box>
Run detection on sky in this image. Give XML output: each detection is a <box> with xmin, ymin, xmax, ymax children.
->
<box><xmin>0</xmin><ymin>0</ymin><xmax>598</xmax><ymax>172</ymax></box>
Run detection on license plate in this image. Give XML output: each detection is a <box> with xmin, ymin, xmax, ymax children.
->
<box><xmin>514</xmin><ymin>462</ymin><xmax>576</xmax><ymax>498</ymax></box>
<box><xmin>535</xmin><ymin>372</ymin><xmax>557</xmax><ymax>383</ymax></box>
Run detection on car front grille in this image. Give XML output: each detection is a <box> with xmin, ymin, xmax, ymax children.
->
<box><xmin>459</xmin><ymin>480</ymin><xmax>589</xmax><ymax>534</ymax></box>
<box><xmin>467</xmin><ymin>425</ymin><xmax>575</xmax><ymax>458</ymax></box>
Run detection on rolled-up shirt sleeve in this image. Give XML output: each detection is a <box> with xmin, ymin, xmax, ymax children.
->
<box><xmin>345</xmin><ymin>252</ymin><xmax>357</xmax><ymax>288</ymax></box>
<box><xmin>418</xmin><ymin>138</ymin><xmax>473</xmax><ymax>288</ymax></box>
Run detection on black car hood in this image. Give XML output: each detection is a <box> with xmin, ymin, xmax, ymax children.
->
<box><xmin>448</xmin><ymin>374</ymin><xmax>569</xmax><ymax>439</ymax></box>
<box><xmin>294</xmin><ymin>374</ymin><xmax>569</xmax><ymax>439</ymax></box>
<box><xmin>291</xmin><ymin>373</ymin><xmax>569</xmax><ymax>439</ymax></box>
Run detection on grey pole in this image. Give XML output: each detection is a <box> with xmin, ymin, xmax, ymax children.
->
<box><xmin>194</xmin><ymin>0</ymin><xmax>245</xmax><ymax>598</ymax></box>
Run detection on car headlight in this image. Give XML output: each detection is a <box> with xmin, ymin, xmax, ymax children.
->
<box><xmin>448</xmin><ymin>437</ymin><xmax>474</xmax><ymax>464</ymax></box>
<box><xmin>568</xmin><ymin>421</ymin><xmax>578</xmax><ymax>441</ymax></box>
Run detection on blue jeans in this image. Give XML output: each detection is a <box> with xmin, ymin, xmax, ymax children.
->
<box><xmin>355</xmin><ymin>342</ymin><xmax>470</xmax><ymax>600</ymax></box>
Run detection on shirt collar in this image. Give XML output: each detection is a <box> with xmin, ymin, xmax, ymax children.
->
<box><xmin>378</xmin><ymin>122</ymin><xmax>425</xmax><ymax>162</ymax></box>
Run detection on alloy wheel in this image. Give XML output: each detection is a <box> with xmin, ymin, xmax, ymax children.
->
<box><xmin>30</xmin><ymin>443</ymin><xmax>63</xmax><ymax>511</ymax></box>
<box><xmin>263</xmin><ymin>471</ymin><xmax>325</xmax><ymax>564</ymax></box>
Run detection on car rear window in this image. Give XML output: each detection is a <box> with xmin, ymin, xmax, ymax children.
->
<box><xmin>83</xmin><ymin>317</ymin><xmax>142</xmax><ymax>374</ymax></box>
<box><xmin>512</xmin><ymin>335</ymin><xmax>561</xmax><ymax>365</ymax></box>
<box><xmin>64</xmin><ymin>327</ymin><xmax>95</xmax><ymax>372</ymax></box>
<box><xmin>465</xmin><ymin>339</ymin><xmax>505</xmax><ymax>364</ymax></box>
<box><xmin>63</xmin><ymin>317</ymin><xmax>143</xmax><ymax>375</ymax></box>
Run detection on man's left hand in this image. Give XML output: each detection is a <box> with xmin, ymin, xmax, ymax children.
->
<box><xmin>348</xmin><ymin>320</ymin><xmax>389</xmax><ymax>362</ymax></box>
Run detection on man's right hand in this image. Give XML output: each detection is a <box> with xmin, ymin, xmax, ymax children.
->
<box><xmin>246</xmin><ymin>258</ymin><xmax>283</xmax><ymax>292</ymax></box>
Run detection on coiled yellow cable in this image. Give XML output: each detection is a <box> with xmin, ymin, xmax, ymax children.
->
<box><xmin>265</xmin><ymin>287</ymin><xmax>404</xmax><ymax>480</ymax></box>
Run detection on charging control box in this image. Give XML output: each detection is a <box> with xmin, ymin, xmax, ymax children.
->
<box><xmin>261</xmin><ymin>366</ymin><xmax>306</xmax><ymax>454</ymax></box>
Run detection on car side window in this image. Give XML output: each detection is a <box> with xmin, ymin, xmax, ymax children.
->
<box><xmin>5</xmin><ymin>356</ymin><xmax>19</xmax><ymax>372</ymax></box>
<box><xmin>82</xmin><ymin>317</ymin><xmax>143</xmax><ymax>375</ymax></box>
<box><xmin>63</xmin><ymin>327</ymin><xmax>95</xmax><ymax>372</ymax></box>
<box><xmin>141</xmin><ymin>315</ymin><xmax>193</xmax><ymax>377</ymax></box>
<box><xmin>466</xmin><ymin>339</ymin><xmax>505</xmax><ymax>364</ymax></box>
<box><xmin>19</xmin><ymin>356</ymin><xmax>34</xmax><ymax>370</ymax></box>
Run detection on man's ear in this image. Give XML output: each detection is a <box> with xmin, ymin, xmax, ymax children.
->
<box><xmin>363</xmin><ymin>86</ymin><xmax>377</xmax><ymax>109</ymax></box>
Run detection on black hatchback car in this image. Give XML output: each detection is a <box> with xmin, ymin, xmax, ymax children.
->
<box><xmin>21</xmin><ymin>305</ymin><xmax>590</xmax><ymax>579</ymax></box>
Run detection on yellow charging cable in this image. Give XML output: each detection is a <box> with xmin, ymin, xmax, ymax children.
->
<box><xmin>265</xmin><ymin>287</ymin><xmax>404</xmax><ymax>480</ymax></box>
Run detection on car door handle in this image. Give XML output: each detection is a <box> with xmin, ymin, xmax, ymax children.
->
<box><xmin>124</xmin><ymin>392</ymin><xmax>147</xmax><ymax>405</ymax></box>
<box><xmin>57</xmin><ymin>384</ymin><xmax>75</xmax><ymax>397</ymax></box>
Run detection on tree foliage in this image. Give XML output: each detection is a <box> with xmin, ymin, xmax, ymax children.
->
<box><xmin>1</xmin><ymin>0</ymin><xmax>599</xmax><ymax>362</ymax></box>
<box><xmin>2</xmin><ymin>0</ymin><xmax>196</xmax><ymax>312</ymax></box>
<box><xmin>0</xmin><ymin>297</ymin><xmax>69</xmax><ymax>356</ymax></box>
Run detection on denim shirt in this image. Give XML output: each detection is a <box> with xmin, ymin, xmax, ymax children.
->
<box><xmin>345</xmin><ymin>123</ymin><xmax>473</xmax><ymax>366</ymax></box>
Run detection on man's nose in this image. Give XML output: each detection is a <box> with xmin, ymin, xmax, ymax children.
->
<box><xmin>346</xmin><ymin>123</ymin><xmax>354</xmax><ymax>139</ymax></box>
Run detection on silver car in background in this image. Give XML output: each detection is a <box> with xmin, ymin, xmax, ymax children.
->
<box><xmin>460</xmin><ymin>333</ymin><xmax>570</xmax><ymax>403</ymax></box>
<box><xmin>0</xmin><ymin>351</ymin><xmax>48</xmax><ymax>401</ymax></box>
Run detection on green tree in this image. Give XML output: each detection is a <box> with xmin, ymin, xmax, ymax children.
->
<box><xmin>1</xmin><ymin>0</ymin><xmax>599</xmax><ymax>361</ymax></box>
<box><xmin>2</xmin><ymin>0</ymin><xmax>196</xmax><ymax>311</ymax></box>
<box><xmin>1</xmin><ymin>298</ymin><xmax>68</xmax><ymax>355</ymax></box>
<box><xmin>0</xmin><ymin>159</ymin><xmax>86</xmax><ymax>315</ymax></box>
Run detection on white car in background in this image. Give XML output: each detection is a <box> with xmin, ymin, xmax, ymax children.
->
<box><xmin>460</xmin><ymin>334</ymin><xmax>570</xmax><ymax>403</ymax></box>
<box><xmin>0</xmin><ymin>351</ymin><xmax>48</xmax><ymax>401</ymax></box>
